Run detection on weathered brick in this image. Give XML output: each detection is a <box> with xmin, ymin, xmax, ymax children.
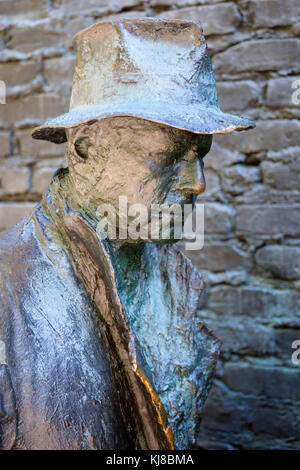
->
<box><xmin>221</xmin><ymin>165</ymin><xmax>261</xmax><ymax>195</ymax></box>
<box><xmin>205</xmin><ymin>317</ymin><xmax>273</xmax><ymax>356</ymax></box>
<box><xmin>236</xmin><ymin>205</ymin><xmax>300</xmax><ymax>238</ymax></box>
<box><xmin>149</xmin><ymin>0</ymin><xmax>174</xmax><ymax>5</ymax></box>
<box><xmin>267</xmin><ymin>77</ymin><xmax>300</xmax><ymax>107</ymax></box>
<box><xmin>0</xmin><ymin>166</ymin><xmax>29</xmax><ymax>195</ymax></box>
<box><xmin>0</xmin><ymin>202</ymin><xmax>36</xmax><ymax>231</ymax></box>
<box><xmin>0</xmin><ymin>61</ymin><xmax>40</xmax><ymax>87</ymax></box>
<box><xmin>32</xmin><ymin>167</ymin><xmax>57</xmax><ymax>195</ymax></box>
<box><xmin>293</xmin><ymin>22</ymin><xmax>300</xmax><ymax>35</ymax></box>
<box><xmin>150</xmin><ymin>0</ymin><xmax>222</xmax><ymax>7</ymax></box>
<box><xmin>213</xmin><ymin>39</ymin><xmax>300</xmax><ymax>74</ymax></box>
<box><xmin>189</xmin><ymin>243</ymin><xmax>252</xmax><ymax>272</ymax></box>
<box><xmin>267</xmin><ymin>146</ymin><xmax>300</xmax><ymax>165</ymax></box>
<box><xmin>0</xmin><ymin>0</ymin><xmax>49</xmax><ymax>19</ymax></box>
<box><xmin>0</xmin><ymin>21</ymin><xmax>7</xmax><ymax>39</ymax></box>
<box><xmin>198</xmin><ymin>439</ymin><xmax>237</xmax><ymax>451</ymax></box>
<box><xmin>200</xmin><ymin>382</ymin><xmax>253</xmax><ymax>433</ymax></box>
<box><xmin>200</xmin><ymin>269</ymin><xmax>248</xmax><ymax>287</ymax></box>
<box><xmin>261</xmin><ymin>160</ymin><xmax>300</xmax><ymax>190</ymax></box>
<box><xmin>252</xmin><ymin>406</ymin><xmax>297</xmax><ymax>438</ymax></box>
<box><xmin>217</xmin><ymin>80</ymin><xmax>261</xmax><ymax>112</ymax></box>
<box><xmin>249</xmin><ymin>0</ymin><xmax>300</xmax><ymax>27</ymax></box>
<box><xmin>223</xmin><ymin>364</ymin><xmax>300</xmax><ymax>400</ymax></box>
<box><xmin>44</xmin><ymin>55</ymin><xmax>75</xmax><ymax>85</ymax></box>
<box><xmin>104</xmin><ymin>10</ymin><xmax>148</xmax><ymax>21</ymax></box>
<box><xmin>256</xmin><ymin>245</ymin><xmax>300</xmax><ymax>280</ymax></box>
<box><xmin>0</xmin><ymin>93</ymin><xmax>69</xmax><ymax>126</ymax></box>
<box><xmin>273</xmin><ymin>328</ymin><xmax>300</xmax><ymax>359</ymax></box>
<box><xmin>235</xmin><ymin>184</ymin><xmax>270</xmax><ymax>205</ymax></box>
<box><xmin>200</xmin><ymin>385</ymin><xmax>300</xmax><ymax>448</ymax></box>
<box><xmin>64</xmin><ymin>17</ymin><xmax>96</xmax><ymax>39</ymax></box>
<box><xmin>53</xmin><ymin>0</ymin><xmax>143</xmax><ymax>15</ymax></box>
<box><xmin>237</xmin><ymin>186</ymin><xmax>300</xmax><ymax>205</ymax></box>
<box><xmin>215</xmin><ymin>120</ymin><xmax>300</xmax><ymax>153</ymax></box>
<box><xmin>205</xmin><ymin>143</ymin><xmax>245</xmax><ymax>171</ymax></box>
<box><xmin>0</xmin><ymin>132</ymin><xmax>10</xmax><ymax>158</ymax></box>
<box><xmin>158</xmin><ymin>3</ymin><xmax>241</xmax><ymax>36</ymax></box>
<box><xmin>6</xmin><ymin>20</ymin><xmax>65</xmax><ymax>54</ymax></box>
<box><xmin>17</xmin><ymin>129</ymin><xmax>66</xmax><ymax>159</ymax></box>
<box><xmin>200</xmin><ymin>169</ymin><xmax>220</xmax><ymax>200</ymax></box>
<box><xmin>203</xmin><ymin>202</ymin><xmax>234</xmax><ymax>234</ymax></box>
<box><xmin>209</xmin><ymin>285</ymin><xmax>300</xmax><ymax>320</ymax></box>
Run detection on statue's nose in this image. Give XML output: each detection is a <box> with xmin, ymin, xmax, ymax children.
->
<box><xmin>176</xmin><ymin>156</ymin><xmax>206</xmax><ymax>196</ymax></box>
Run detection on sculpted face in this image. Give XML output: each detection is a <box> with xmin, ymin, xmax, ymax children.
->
<box><xmin>66</xmin><ymin>116</ymin><xmax>212</xmax><ymax>243</ymax></box>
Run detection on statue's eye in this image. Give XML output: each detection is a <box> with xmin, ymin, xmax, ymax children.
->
<box><xmin>74</xmin><ymin>137</ymin><xmax>90</xmax><ymax>159</ymax></box>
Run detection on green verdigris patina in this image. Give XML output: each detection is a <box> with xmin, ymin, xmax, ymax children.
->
<box><xmin>110</xmin><ymin>241</ymin><xmax>221</xmax><ymax>448</ymax></box>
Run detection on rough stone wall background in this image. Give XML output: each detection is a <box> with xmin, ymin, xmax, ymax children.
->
<box><xmin>0</xmin><ymin>0</ymin><xmax>299</xmax><ymax>450</ymax></box>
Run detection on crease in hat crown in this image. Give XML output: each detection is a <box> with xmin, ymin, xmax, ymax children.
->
<box><xmin>32</xmin><ymin>17</ymin><xmax>255</xmax><ymax>144</ymax></box>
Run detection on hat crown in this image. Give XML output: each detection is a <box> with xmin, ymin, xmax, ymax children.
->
<box><xmin>32</xmin><ymin>18</ymin><xmax>254</xmax><ymax>144</ymax></box>
<box><xmin>70</xmin><ymin>18</ymin><xmax>218</xmax><ymax>113</ymax></box>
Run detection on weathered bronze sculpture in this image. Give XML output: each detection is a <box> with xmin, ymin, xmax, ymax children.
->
<box><xmin>0</xmin><ymin>19</ymin><xmax>254</xmax><ymax>450</ymax></box>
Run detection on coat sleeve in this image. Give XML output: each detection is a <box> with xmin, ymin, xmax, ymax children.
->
<box><xmin>0</xmin><ymin>231</ymin><xmax>19</xmax><ymax>449</ymax></box>
<box><xmin>0</xmin><ymin>289</ymin><xmax>17</xmax><ymax>449</ymax></box>
<box><xmin>0</xmin><ymin>362</ymin><xmax>17</xmax><ymax>449</ymax></box>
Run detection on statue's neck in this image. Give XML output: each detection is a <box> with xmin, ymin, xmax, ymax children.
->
<box><xmin>41</xmin><ymin>169</ymin><xmax>145</xmax><ymax>293</ymax></box>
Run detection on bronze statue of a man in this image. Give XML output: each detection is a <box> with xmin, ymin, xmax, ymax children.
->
<box><xmin>0</xmin><ymin>19</ymin><xmax>254</xmax><ymax>450</ymax></box>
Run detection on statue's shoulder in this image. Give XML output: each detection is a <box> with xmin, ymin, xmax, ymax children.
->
<box><xmin>0</xmin><ymin>215</ymin><xmax>32</xmax><ymax>273</ymax></box>
<box><xmin>0</xmin><ymin>216</ymin><xmax>39</xmax><ymax>325</ymax></box>
<box><xmin>0</xmin><ymin>222</ymin><xmax>23</xmax><ymax>304</ymax></box>
<box><xmin>0</xmin><ymin>358</ymin><xmax>17</xmax><ymax>449</ymax></box>
<box><xmin>0</xmin><ymin>217</ymin><xmax>33</xmax><ymax>264</ymax></box>
<box><xmin>0</xmin><ymin>226</ymin><xmax>20</xmax><ymax>450</ymax></box>
<box><xmin>0</xmin><ymin>223</ymin><xmax>20</xmax><ymax>256</ymax></box>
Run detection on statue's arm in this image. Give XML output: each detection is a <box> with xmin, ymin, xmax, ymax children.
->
<box><xmin>0</xmin><ymin>300</ymin><xmax>18</xmax><ymax>449</ymax></box>
<box><xmin>0</xmin><ymin>366</ymin><xmax>17</xmax><ymax>449</ymax></box>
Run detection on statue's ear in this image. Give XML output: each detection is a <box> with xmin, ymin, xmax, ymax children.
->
<box><xmin>74</xmin><ymin>136</ymin><xmax>90</xmax><ymax>160</ymax></box>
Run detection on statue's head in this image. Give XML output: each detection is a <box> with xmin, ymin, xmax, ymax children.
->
<box><xmin>32</xmin><ymin>18</ymin><xmax>254</xmax><ymax>243</ymax></box>
<box><xmin>65</xmin><ymin>116</ymin><xmax>212</xmax><ymax>243</ymax></box>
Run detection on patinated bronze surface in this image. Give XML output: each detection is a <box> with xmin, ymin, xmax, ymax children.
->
<box><xmin>0</xmin><ymin>18</ymin><xmax>254</xmax><ymax>450</ymax></box>
<box><xmin>32</xmin><ymin>18</ymin><xmax>254</xmax><ymax>143</ymax></box>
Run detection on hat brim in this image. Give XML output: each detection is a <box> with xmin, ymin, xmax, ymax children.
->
<box><xmin>32</xmin><ymin>102</ymin><xmax>255</xmax><ymax>143</ymax></box>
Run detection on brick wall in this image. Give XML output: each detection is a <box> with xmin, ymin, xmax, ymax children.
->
<box><xmin>0</xmin><ymin>0</ymin><xmax>299</xmax><ymax>450</ymax></box>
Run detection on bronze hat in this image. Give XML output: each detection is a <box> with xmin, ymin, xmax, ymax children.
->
<box><xmin>32</xmin><ymin>18</ymin><xmax>255</xmax><ymax>144</ymax></box>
